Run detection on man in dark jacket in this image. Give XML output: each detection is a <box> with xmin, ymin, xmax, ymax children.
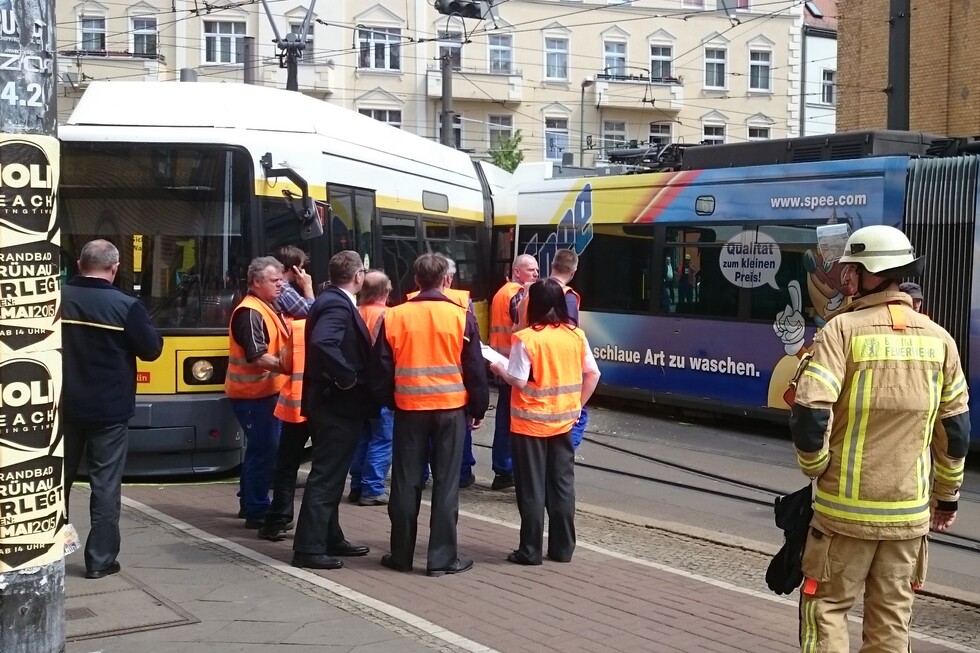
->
<box><xmin>62</xmin><ymin>239</ymin><xmax>163</xmax><ymax>579</ymax></box>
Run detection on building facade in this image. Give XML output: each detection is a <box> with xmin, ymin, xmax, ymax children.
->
<box><xmin>55</xmin><ymin>0</ymin><xmax>806</xmax><ymax>164</ymax></box>
<box><xmin>800</xmin><ymin>0</ymin><xmax>837</xmax><ymax>135</ymax></box>
<box><xmin>837</xmin><ymin>0</ymin><xmax>980</xmax><ymax>136</ymax></box>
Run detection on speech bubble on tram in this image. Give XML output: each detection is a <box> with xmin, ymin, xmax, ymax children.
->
<box><xmin>720</xmin><ymin>230</ymin><xmax>781</xmax><ymax>289</ymax></box>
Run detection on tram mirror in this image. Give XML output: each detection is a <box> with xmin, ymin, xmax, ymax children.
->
<box><xmin>695</xmin><ymin>196</ymin><xmax>715</xmax><ymax>216</ymax></box>
<box><xmin>291</xmin><ymin>196</ymin><xmax>325</xmax><ymax>240</ymax></box>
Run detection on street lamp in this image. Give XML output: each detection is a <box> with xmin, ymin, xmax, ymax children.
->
<box><xmin>579</xmin><ymin>76</ymin><xmax>594</xmax><ymax>166</ymax></box>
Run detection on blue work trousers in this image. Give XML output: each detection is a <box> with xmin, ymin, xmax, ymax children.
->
<box><xmin>231</xmin><ymin>396</ymin><xmax>281</xmax><ymax>520</ymax></box>
<box><xmin>350</xmin><ymin>407</ymin><xmax>394</xmax><ymax>498</ymax></box>
<box><xmin>492</xmin><ymin>385</ymin><xmax>513</xmax><ymax>475</ymax></box>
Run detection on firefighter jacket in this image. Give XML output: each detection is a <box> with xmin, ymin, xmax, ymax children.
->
<box><xmin>490</xmin><ymin>281</ymin><xmax>522</xmax><ymax>355</ymax></box>
<box><xmin>358</xmin><ymin>303</ymin><xmax>388</xmax><ymax>346</ymax></box>
<box><xmin>791</xmin><ymin>291</ymin><xmax>969</xmax><ymax>540</ymax></box>
<box><xmin>273</xmin><ymin>319</ymin><xmax>306</xmax><ymax>423</ymax></box>
<box><xmin>225</xmin><ymin>295</ymin><xmax>289</xmax><ymax>400</ymax></box>
<box><xmin>510</xmin><ymin>324</ymin><xmax>587</xmax><ymax>437</ymax></box>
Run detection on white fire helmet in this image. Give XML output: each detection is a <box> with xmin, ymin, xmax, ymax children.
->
<box><xmin>838</xmin><ymin>225</ymin><xmax>924</xmax><ymax>278</ymax></box>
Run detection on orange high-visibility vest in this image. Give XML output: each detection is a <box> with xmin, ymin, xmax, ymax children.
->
<box><xmin>384</xmin><ymin>299</ymin><xmax>467</xmax><ymax>411</ymax></box>
<box><xmin>490</xmin><ymin>281</ymin><xmax>522</xmax><ymax>355</ymax></box>
<box><xmin>225</xmin><ymin>295</ymin><xmax>290</xmax><ymax>399</ymax></box>
<box><xmin>510</xmin><ymin>325</ymin><xmax>586</xmax><ymax>437</ymax></box>
<box><xmin>407</xmin><ymin>288</ymin><xmax>470</xmax><ymax>310</ymax></box>
<box><xmin>358</xmin><ymin>303</ymin><xmax>388</xmax><ymax>346</ymax></box>
<box><xmin>273</xmin><ymin>319</ymin><xmax>306</xmax><ymax>423</ymax></box>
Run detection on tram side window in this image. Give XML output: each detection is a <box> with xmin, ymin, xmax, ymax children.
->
<box><xmin>381</xmin><ymin>214</ymin><xmax>419</xmax><ymax>303</ymax></box>
<box><xmin>491</xmin><ymin>226</ymin><xmax>516</xmax><ymax>292</ymax></box>
<box><xmin>663</xmin><ymin>226</ymin><xmax>741</xmax><ymax>319</ymax></box>
<box><xmin>327</xmin><ymin>185</ymin><xmax>375</xmax><ymax>259</ymax></box>
<box><xmin>451</xmin><ymin>225</ymin><xmax>482</xmax><ymax>299</ymax></box>
<box><xmin>575</xmin><ymin>225</ymin><xmax>654</xmax><ymax>313</ymax></box>
<box><xmin>749</xmin><ymin>225</ymin><xmax>818</xmax><ymax>325</ymax></box>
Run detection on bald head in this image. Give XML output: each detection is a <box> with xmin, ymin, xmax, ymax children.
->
<box><xmin>78</xmin><ymin>239</ymin><xmax>120</xmax><ymax>281</ymax></box>
<box><xmin>512</xmin><ymin>254</ymin><xmax>539</xmax><ymax>284</ymax></box>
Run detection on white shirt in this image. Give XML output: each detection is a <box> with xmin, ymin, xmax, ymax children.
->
<box><xmin>506</xmin><ymin>329</ymin><xmax>599</xmax><ymax>382</ymax></box>
<box><xmin>340</xmin><ymin>287</ymin><xmax>357</xmax><ymax>307</ymax></box>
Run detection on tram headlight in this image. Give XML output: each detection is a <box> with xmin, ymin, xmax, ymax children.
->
<box><xmin>190</xmin><ymin>359</ymin><xmax>214</xmax><ymax>382</ymax></box>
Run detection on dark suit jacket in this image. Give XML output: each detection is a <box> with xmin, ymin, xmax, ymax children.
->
<box><xmin>302</xmin><ymin>285</ymin><xmax>377</xmax><ymax>419</ymax></box>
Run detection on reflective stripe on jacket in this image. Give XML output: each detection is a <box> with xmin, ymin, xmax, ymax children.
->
<box><xmin>793</xmin><ymin>292</ymin><xmax>969</xmax><ymax>539</ymax></box>
<box><xmin>274</xmin><ymin>319</ymin><xmax>306</xmax><ymax>423</ymax></box>
<box><xmin>490</xmin><ymin>281</ymin><xmax>522</xmax><ymax>355</ymax></box>
<box><xmin>384</xmin><ymin>299</ymin><xmax>467</xmax><ymax>411</ymax></box>
<box><xmin>510</xmin><ymin>324</ymin><xmax>586</xmax><ymax>437</ymax></box>
<box><xmin>358</xmin><ymin>303</ymin><xmax>388</xmax><ymax>346</ymax></box>
<box><xmin>225</xmin><ymin>295</ymin><xmax>289</xmax><ymax>399</ymax></box>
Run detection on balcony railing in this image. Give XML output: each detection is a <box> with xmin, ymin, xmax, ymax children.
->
<box><xmin>59</xmin><ymin>49</ymin><xmax>166</xmax><ymax>63</ymax></box>
<box><xmin>596</xmin><ymin>66</ymin><xmax>680</xmax><ymax>85</ymax></box>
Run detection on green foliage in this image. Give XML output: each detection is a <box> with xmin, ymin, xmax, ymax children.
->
<box><xmin>489</xmin><ymin>129</ymin><xmax>524</xmax><ymax>173</ymax></box>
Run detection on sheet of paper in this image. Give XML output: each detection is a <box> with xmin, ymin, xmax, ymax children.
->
<box><xmin>481</xmin><ymin>343</ymin><xmax>508</xmax><ymax>368</ymax></box>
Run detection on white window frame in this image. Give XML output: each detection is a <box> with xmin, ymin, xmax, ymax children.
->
<box><xmin>748</xmin><ymin>49</ymin><xmax>772</xmax><ymax>92</ymax></box>
<box><xmin>358</xmin><ymin>27</ymin><xmax>401</xmax><ymax>71</ymax></box>
<box><xmin>488</xmin><ymin>34</ymin><xmax>513</xmax><ymax>74</ymax></box>
<box><xmin>704</xmin><ymin>47</ymin><xmax>727</xmax><ymax>90</ymax></box>
<box><xmin>822</xmin><ymin>69</ymin><xmax>837</xmax><ymax>105</ymax></box>
<box><xmin>544</xmin><ymin>117</ymin><xmax>569</xmax><ymax>161</ymax></box>
<box><xmin>359</xmin><ymin>108</ymin><xmax>402</xmax><ymax>129</ymax></box>
<box><xmin>602</xmin><ymin>121</ymin><xmax>627</xmax><ymax>154</ymax></box>
<box><xmin>203</xmin><ymin>20</ymin><xmax>246</xmax><ymax>65</ymax></box>
<box><xmin>748</xmin><ymin>126</ymin><xmax>770</xmax><ymax>141</ymax></box>
<box><xmin>682</xmin><ymin>0</ymin><xmax>705</xmax><ymax>7</ymax></box>
<box><xmin>80</xmin><ymin>15</ymin><xmax>106</xmax><ymax>53</ymax></box>
<box><xmin>131</xmin><ymin>16</ymin><xmax>157</xmax><ymax>57</ymax></box>
<box><xmin>438</xmin><ymin>31</ymin><xmax>463</xmax><ymax>71</ymax></box>
<box><xmin>649</xmin><ymin>44</ymin><xmax>672</xmax><ymax>82</ymax></box>
<box><xmin>289</xmin><ymin>22</ymin><xmax>314</xmax><ymax>64</ymax></box>
<box><xmin>544</xmin><ymin>37</ymin><xmax>569</xmax><ymax>81</ymax></box>
<box><xmin>703</xmin><ymin>124</ymin><xmax>725</xmax><ymax>145</ymax></box>
<box><xmin>649</xmin><ymin>122</ymin><xmax>671</xmax><ymax>147</ymax></box>
<box><xmin>603</xmin><ymin>40</ymin><xmax>627</xmax><ymax>78</ymax></box>
<box><xmin>489</xmin><ymin>115</ymin><xmax>513</xmax><ymax>149</ymax></box>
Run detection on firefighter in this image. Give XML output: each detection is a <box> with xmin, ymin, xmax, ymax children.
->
<box><xmin>790</xmin><ymin>225</ymin><xmax>969</xmax><ymax>652</ymax></box>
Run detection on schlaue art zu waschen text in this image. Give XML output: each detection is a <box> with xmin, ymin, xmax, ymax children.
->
<box><xmin>592</xmin><ymin>344</ymin><xmax>761</xmax><ymax>378</ymax></box>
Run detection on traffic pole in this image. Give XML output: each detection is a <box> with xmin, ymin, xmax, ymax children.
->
<box><xmin>440</xmin><ymin>52</ymin><xmax>455</xmax><ymax>148</ymax></box>
<box><xmin>0</xmin><ymin>0</ymin><xmax>66</xmax><ymax>650</ymax></box>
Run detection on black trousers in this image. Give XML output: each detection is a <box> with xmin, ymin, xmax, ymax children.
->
<box><xmin>292</xmin><ymin>404</ymin><xmax>365</xmax><ymax>554</ymax></box>
<box><xmin>265</xmin><ymin>420</ymin><xmax>309</xmax><ymax>527</ymax></box>
<box><xmin>64</xmin><ymin>421</ymin><xmax>129</xmax><ymax>573</ymax></box>
<box><xmin>388</xmin><ymin>408</ymin><xmax>466</xmax><ymax>570</ymax></box>
<box><xmin>511</xmin><ymin>431</ymin><xmax>576</xmax><ymax>564</ymax></box>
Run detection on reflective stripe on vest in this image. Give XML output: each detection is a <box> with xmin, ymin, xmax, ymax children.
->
<box><xmin>510</xmin><ymin>325</ymin><xmax>585</xmax><ymax>437</ymax></box>
<box><xmin>489</xmin><ymin>281</ymin><xmax>522</xmax><ymax>355</ymax></box>
<box><xmin>274</xmin><ymin>319</ymin><xmax>306</xmax><ymax>423</ymax></box>
<box><xmin>385</xmin><ymin>299</ymin><xmax>467</xmax><ymax>411</ymax></box>
<box><xmin>225</xmin><ymin>295</ymin><xmax>290</xmax><ymax>399</ymax></box>
<box><xmin>359</xmin><ymin>303</ymin><xmax>388</xmax><ymax>346</ymax></box>
<box><xmin>407</xmin><ymin>289</ymin><xmax>470</xmax><ymax>310</ymax></box>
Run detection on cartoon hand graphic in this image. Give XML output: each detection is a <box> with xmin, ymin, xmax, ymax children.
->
<box><xmin>773</xmin><ymin>280</ymin><xmax>806</xmax><ymax>355</ymax></box>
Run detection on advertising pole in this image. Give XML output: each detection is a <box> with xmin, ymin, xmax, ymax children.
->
<box><xmin>0</xmin><ymin>0</ymin><xmax>65</xmax><ymax>650</ymax></box>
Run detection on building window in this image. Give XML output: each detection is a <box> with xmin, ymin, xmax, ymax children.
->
<box><xmin>438</xmin><ymin>31</ymin><xmax>463</xmax><ymax>71</ymax></box>
<box><xmin>682</xmin><ymin>0</ymin><xmax>705</xmax><ymax>7</ymax></box>
<box><xmin>704</xmin><ymin>48</ymin><xmax>726</xmax><ymax>88</ymax></box>
<box><xmin>603</xmin><ymin>41</ymin><xmax>627</xmax><ymax>77</ymax></box>
<box><xmin>489</xmin><ymin>115</ymin><xmax>513</xmax><ymax>149</ymax></box>
<box><xmin>748</xmin><ymin>126</ymin><xmax>770</xmax><ymax>140</ymax></box>
<box><xmin>749</xmin><ymin>50</ymin><xmax>771</xmax><ymax>91</ymax></box>
<box><xmin>439</xmin><ymin>114</ymin><xmax>463</xmax><ymax>149</ymax></box>
<box><xmin>650</xmin><ymin>45</ymin><xmax>672</xmax><ymax>82</ymax></box>
<box><xmin>822</xmin><ymin>69</ymin><xmax>837</xmax><ymax>105</ymax></box>
<box><xmin>489</xmin><ymin>34</ymin><xmax>512</xmax><ymax>73</ymax></box>
<box><xmin>545</xmin><ymin>118</ymin><xmax>569</xmax><ymax>160</ymax></box>
<box><xmin>359</xmin><ymin>109</ymin><xmax>402</xmax><ymax>129</ymax></box>
<box><xmin>650</xmin><ymin>123</ymin><xmax>671</xmax><ymax>147</ymax></box>
<box><xmin>603</xmin><ymin>121</ymin><xmax>627</xmax><ymax>153</ymax></box>
<box><xmin>703</xmin><ymin>124</ymin><xmax>725</xmax><ymax>145</ymax></box>
<box><xmin>80</xmin><ymin>16</ymin><xmax>106</xmax><ymax>53</ymax></box>
<box><xmin>358</xmin><ymin>27</ymin><xmax>401</xmax><ymax>71</ymax></box>
<box><xmin>545</xmin><ymin>38</ymin><xmax>569</xmax><ymax>80</ymax></box>
<box><xmin>204</xmin><ymin>21</ymin><xmax>246</xmax><ymax>64</ymax></box>
<box><xmin>132</xmin><ymin>17</ymin><xmax>157</xmax><ymax>57</ymax></box>
<box><xmin>737</xmin><ymin>0</ymin><xmax>750</xmax><ymax>8</ymax></box>
<box><xmin>289</xmin><ymin>23</ymin><xmax>314</xmax><ymax>63</ymax></box>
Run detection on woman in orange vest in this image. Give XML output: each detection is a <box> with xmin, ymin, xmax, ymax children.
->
<box><xmin>489</xmin><ymin>279</ymin><xmax>601</xmax><ymax>566</ymax></box>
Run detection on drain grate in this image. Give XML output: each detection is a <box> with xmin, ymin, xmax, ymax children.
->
<box><xmin>66</xmin><ymin>607</ymin><xmax>97</xmax><ymax>621</ymax></box>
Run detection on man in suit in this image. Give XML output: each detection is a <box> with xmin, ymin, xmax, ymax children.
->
<box><xmin>291</xmin><ymin>250</ymin><xmax>376</xmax><ymax>570</ymax></box>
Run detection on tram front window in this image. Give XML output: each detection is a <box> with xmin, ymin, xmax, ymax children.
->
<box><xmin>60</xmin><ymin>144</ymin><xmax>251</xmax><ymax>330</ymax></box>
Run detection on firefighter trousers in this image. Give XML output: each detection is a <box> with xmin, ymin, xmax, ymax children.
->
<box><xmin>799</xmin><ymin>529</ymin><xmax>927</xmax><ymax>653</ymax></box>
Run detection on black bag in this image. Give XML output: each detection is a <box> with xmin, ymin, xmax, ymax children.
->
<box><xmin>765</xmin><ymin>483</ymin><xmax>814</xmax><ymax>595</ymax></box>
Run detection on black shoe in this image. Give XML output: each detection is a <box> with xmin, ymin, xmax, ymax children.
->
<box><xmin>380</xmin><ymin>553</ymin><xmax>413</xmax><ymax>573</ymax></box>
<box><xmin>291</xmin><ymin>553</ymin><xmax>344</xmax><ymax>570</ymax></box>
<box><xmin>506</xmin><ymin>551</ymin><xmax>541</xmax><ymax>566</ymax></box>
<box><xmin>459</xmin><ymin>475</ymin><xmax>476</xmax><ymax>489</ymax></box>
<box><xmin>243</xmin><ymin>518</ymin><xmax>264</xmax><ymax>529</ymax></box>
<box><xmin>85</xmin><ymin>561</ymin><xmax>121</xmax><ymax>580</ymax></box>
<box><xmin>237</xmin><ymin>508</ymin><xmax>245</xmax><ymax>518</ymax></box>
<box><xmin>491</xmin><ymin>474</ymin><xmax>515</xmax><ymax>490</ymax></box>
<box><xmin>257</xmin><ymin>522</ymin><xmax>288</xmax><ymax>542</ymax></box>
<box><xmin>327</xmin><ymin>541</ymin><xmax>370</xmax><ymax>557</ymax></box>
<box><xmin>346</xmin><ymin>489</ymin><xmax>362</xmax><ymax>504</ymax></box>
<box><xmin>427</xmin><ymin>557</ymin><xmax>473</xmax><ymax>577</ymax></box>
